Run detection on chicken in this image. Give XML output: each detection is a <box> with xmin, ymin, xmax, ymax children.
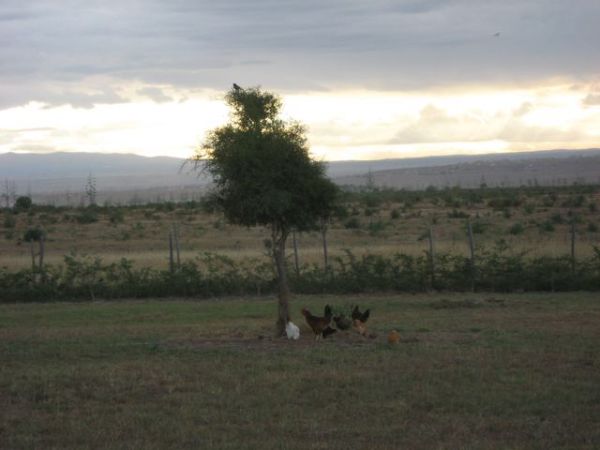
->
<box><xmin>302</xmin><ymin>308</ymin><xmax>336</xmax><ymax>340</ymax></box>
<box><xmin>324</xmin><ymin>304</ymin><xmax>332</xmax><ymax>318</ymax></box>
<box><xmin>285</xmin><ymin>321</ymin><xmax>300</xmax><ymax>340</ymax></box>
<box><xmin>353</xmin><ymin>318</ymin><xmax>369</xmax><ymax>337</ymax></box>
<box><xmin>353</xmin><ymin>319</ymin><xmax>376</xmax><ymax>339</ymax></box>
<box><xmin>387</xmin><ymin>330</ymin><xmax>400</xmax><ymax>344</ymax></box>
<box><xmin>351</xmin><ymin>305</ymin><xmax>370</xmax><ymax>323</ymax></box>
<box><xmin>333</xmin><ymin>314</ymin><xmax>352</xmax><ymax>330</ymax></box>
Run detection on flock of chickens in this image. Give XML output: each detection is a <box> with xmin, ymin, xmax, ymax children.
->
<box><xmin>285</xmin><ymin>304</ymin><xmax>378</xmax><ymax>341</ymax></box>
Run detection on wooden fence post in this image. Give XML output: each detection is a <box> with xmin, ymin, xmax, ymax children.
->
<box><xmin>30</xmin><ymin>241</ymin><xmax>36</xmax><ymax>272</ymax></box>
<box><xmin>173</xmin><ymin>224</ymin><xmax>181</xmax><ymax>267</ymax></box>
<box><xmin>168</xmin><ymin>230</ymin><xmax>174</xmax><ymax>274</ymax></box>
<box><xmin>570</xmin><ymin>221</ymin><xmax>576</xmax><ymax>273</ymax></box>
<box><xmin>320</xmin><ymin>218</ymin><xmax>329</xmax><ymax>270</ymax></box>
<box><xmin>467</xmin><ymin>220</ymin><xmax>475</xmax><ymax>291</ymax></box>
<box><xmin>38</xmin><ymin>234</ymin><xmax>45</xmax><ymax>273</ymax></box>
<box><xmin>428</xmin><ymin>226</ymin><xmax>435</xmax><ymax>288</ymax></box>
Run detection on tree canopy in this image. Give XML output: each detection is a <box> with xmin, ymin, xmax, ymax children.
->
<box><xmin>198</xmin><ymin>87</ymin><xmax>337</xmax><ymax>234</ymax></box>
<box><xmin>191</xmin><ymin>86</ymin><xmax>338</xmax><ymax>335</ymax></box>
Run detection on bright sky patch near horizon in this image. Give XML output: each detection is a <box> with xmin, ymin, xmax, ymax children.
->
<box><xmin>0</xmin><ymin>1</ymin><xmax>599</xmax><ymax>161</ymax></box>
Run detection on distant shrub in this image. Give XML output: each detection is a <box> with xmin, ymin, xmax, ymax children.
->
<box><xmin>523</xmin><ymin>203</ymin><xmax>535</xmax><ymax>214</ymax></box>
<box><xmin>542</xmin><ymin>195</ymin><xmax>556</xmax><ymax>207</ymax></box>
<box><xmin>344</xmin><ymin>217</ymin><xmax>361</xmax><ymax>229</ymax></box>
<box><xmin>448</xmin><ymin>209</ymin><xmax>469</xmax><ymax>219</ymax></box>
<box><xmin>390</xmin><ymin>209</ymin><xmax>400</xmax><ymax>220</ymax></box>
<box><xmin>539</xmin><ymin>221</ymin><xmax>555</xmax><ymax>233</ymax></box>
<box><xmin>509</xmin><ymin>223</ymin><xmax>525</xmax><ymax>235</ymax></box>
<box><xmin>14</xmin><ymin>196</ymin><xmax>32</xmax><ymax>212</ymax></box>
<box><xmin>76</xmin><ymin>209</ymin><xmax>99</xmax><ymax>224</ymax></box>
<box><xmin>562</xmin><ymin>195</ymin><xmax>585</xmax><ymax>208</ymax></box>
<box><xmin>23</xmin><ymin>227</ymin><xmax>45</xmax><ymax>242</ymax></box>
<box><xmin>2</xmin><ymin>214</ymin><xmax>16</xmax><ymax>229</ymax></box>
<box><xmin>488</xmin><ymin>197</ymin><xmax>521</xmax><ymax>209</ymax></box>
<box><xmin>471</xmin><ymin>221</ymin><xmax>487</xmax><ymax>234</ymax></box>
<box><xmin>367</xmin><ymin>220</ymin><xmax>387</xmax><ymax>236</ymax></box>
<box><xmin>364</xmin><ymin>207</ymin><xmax>378</xmax><ymax>217</ymax></box>
<box><xmin>108</xmin><ymin>209</ymin><xmax>125</xmax><ymax>224</ymax></box>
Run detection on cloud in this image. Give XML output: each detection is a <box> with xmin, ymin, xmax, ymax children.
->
<box><xmin>1</xmin><ymin>0</ymin><xmax>600</xmax><ymax>107</ymax></box>
<box><xmin>583</xmin><ymin>94</ymin><xmax>600</xmax><ymax>106</ymax></box>
<box><xmin>136</xmin><ymin>87</ymin><xmax>174</xmax><ymax>103</ymax></box>
<box><xmin>389</xmin><ymin>104</ymin><xmax>499</xmax><ymax>144</ymax></box>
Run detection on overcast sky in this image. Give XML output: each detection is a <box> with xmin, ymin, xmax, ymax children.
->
<box><xmin>1</xmin><ymin>0</ymin><xmax>599</xmax><ymax>160</ymax></box>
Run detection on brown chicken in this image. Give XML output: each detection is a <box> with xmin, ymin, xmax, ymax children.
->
<box><xmin>353</xmin><ymin>319</ymin><xmax>376</xmax><ymax>339</ymax></box>
<box><xmin>387</xmin><ymin>330</ymin><xmax>401</xmax><ymax>344</ymax></box>
<box><xmin>302</xmin><ymin>308</ymin><xmax>336</xmax><ymax>340</ymax></box>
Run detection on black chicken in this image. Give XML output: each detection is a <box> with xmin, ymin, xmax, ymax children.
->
<box><xmin>351</xmin><ymin>305</ymin><xmax>370</xmax><ymax>323</ymax></box>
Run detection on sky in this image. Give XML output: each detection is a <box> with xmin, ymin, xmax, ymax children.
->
<box><xmin>1</xmin><ymin>0</ymin><xmax>599</xmax><ymax>161</ymax></box>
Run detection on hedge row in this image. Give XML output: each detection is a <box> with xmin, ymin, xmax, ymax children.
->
<box><xmin>1</xmin><ymin>247</ymin><xmax>599</xmax><ymax>302</ymax></box>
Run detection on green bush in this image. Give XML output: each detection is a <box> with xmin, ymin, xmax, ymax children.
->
<box><xmin>2</xmin><ymin>213</ymin><xmax>16</xmax><ymax>229</ymax></box>
<box><xmin>343</xmin><ymin>217</ymin><xmax>361</xmax><ymax>229</ymax></box>
<box><xmin>76</xmin><ymin>209</ymin><xmax>99</xmax><ymax>224</ymax></box>
<box><xmin>509</xmin><ymin>223</ymin><xmax>525</xmax><ymax>235</ymax></box>
<box><xmin>2</xmin><ymin>245</ymin><xmax>600</xmax><ymax>303</ymax></box>
<box><xmin>14</xmin><ymin>196</ymin><xmax>32</xmax><ymax>212</ymax></box>
<box><xmin>108</xmin><ymin>209</ymin><xmax>125</xmax><ymax>224</ymax></box>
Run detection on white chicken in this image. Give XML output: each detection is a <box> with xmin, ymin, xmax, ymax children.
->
<box><xmin>285</xmin><ymin>321</ymin><xmax>300</xmax><ymax>340</ymax></box>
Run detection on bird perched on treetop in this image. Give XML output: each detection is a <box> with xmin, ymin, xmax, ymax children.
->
<box><xmin>233</xmin><ymin>83</ymin><xmax>242</xmax><ymax>91</ymax></box>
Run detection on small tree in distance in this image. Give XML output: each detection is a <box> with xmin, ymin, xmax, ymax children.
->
<box><xmin>191</xmin><ymin>85</ymin><xmax>338</xmax><ymax>336</ymax></box>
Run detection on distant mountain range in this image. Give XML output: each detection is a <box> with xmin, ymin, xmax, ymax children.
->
<box><xmin>1</xmin><ymin>148</ymin><xmax>599</xmax><ymax>205</ymax></box>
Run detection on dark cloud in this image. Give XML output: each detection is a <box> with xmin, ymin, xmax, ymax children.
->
<box><xmin>1</xmin><ymin>0</ymin><xmax>600</xmax><ymax>107</ymax></box>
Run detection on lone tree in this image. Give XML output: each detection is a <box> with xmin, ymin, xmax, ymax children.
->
<box><xmin>191</xmin><ymin>86</ymin><xmax>338</xmax><ymax>336</ymax></box>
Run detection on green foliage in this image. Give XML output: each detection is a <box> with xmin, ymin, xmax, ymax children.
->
<box><xmin>488</xmin><ymin>196</ymin><xmax>522</xmax><ymax>209</ymax></box>
<box><xmin>14</xmin><ymin>196</ymin><xmax>32</xmax><ymax>212</ymax></box>
<box><xmin>23</xmin><ymin>227</ymin><xmax>45</xmax><ymax>242</ymax></box>
<box><xmin>75</xmin><ymin>209</ymin><xmax>99</xmax><ymax>224</ymax></box>
<box><xmin>192</xmin><ymin>86</ymin><xmax>338</xmax><ymax>233</ymax></box>
<box><xmin>108</xmin><ymin>208</ymin><xmax>125</xmax><ymax>224</ymax></box>
<box><xmin>447</xmin><ymin>209</ymin><xmax>469</xmax><ymax>219</ymax></box>
<box><xmin>3</xmin><ymin>213</ymin><xmax>16</xmax><ymax>229</ymax></box>
<box><xmin>509</xmin><ymin>222</ymin><xmax>525</xmax><ymax>235</ymax></box>
<box><xmin>542</xmin><ymin>194</ymin><xmax>557</xmax><ymax>207</ymax></box>
<box><xmin>523</xmin><ymin>203</ymin><xmax>535</xmax><ymax>214</ymax></box>
<box><xmin>471</xmin><ymin>221</ymin><xmax>488</xmax><ymax>234</ymax></box>
<box><xmin>343</xmin><ymin>217</ymin><xmax>361</xmax><ymax>229</ymax></box>
<box><xmin>562</xmin><ymin>194</ymin><xmax>585</xmax><ymax>208</ymax></box>
<box><xmin>367</xmin><ymin>220</ymin><xmax>387</xmax><ymax>236</ymax></box>
<box><xmin>3</xmin><ymin>247</ymin><xmax>600</xmax><ymax>302</ymax></box>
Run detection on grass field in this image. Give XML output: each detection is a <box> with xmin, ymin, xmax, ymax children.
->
<box><xmin>2</xmin><ymin>293</ymin><xmax>599</xmax><ymax>449</ymax></box>
<box><xmin>1</xmin><ymin>185</ymin><xmax>599</xmax><ymax>271</ymax></box>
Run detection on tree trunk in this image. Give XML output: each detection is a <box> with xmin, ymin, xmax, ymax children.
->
<box><xmin>272</xmin><ymin>225</ymin><xmax>291</xmax><ymax>337</ymax></box>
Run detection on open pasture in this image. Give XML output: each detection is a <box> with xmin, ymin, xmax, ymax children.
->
<box><xmin>1</xmin><ymin>185</ymin><xmax>600</xmax><ymax>272</ymax></box>
<box><xmin>1</xmin><ymin>292</ymin><xmax>599</xmax><ymax>449</ymax></box>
